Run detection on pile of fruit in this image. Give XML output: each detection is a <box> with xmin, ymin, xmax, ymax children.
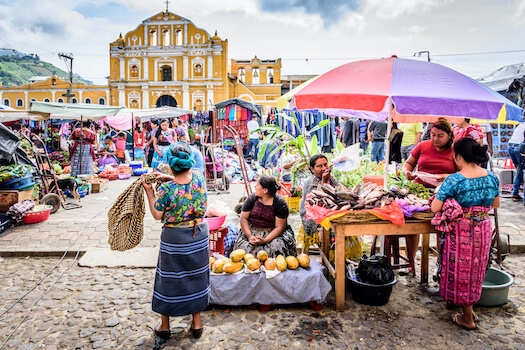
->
<box><xmin>210</xmin><ymin>249</ymin><xmax>310</xmax><ymax>274</ymax></box>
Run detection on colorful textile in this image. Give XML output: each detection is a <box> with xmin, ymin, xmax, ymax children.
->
<box><xmin>152</xmin><ymin>223</ymin><xmax>210</xmax><ymax>317</ymax></box>
<box><xmin>151</xmin><ymin>145</ymin><xmax>170</xmax><ymax>169</ymax></box>
<box><xmin>154</xmin><ymin>171</ymin><xmax>207</xmax><ymax>226</ymax></box>
<box><xmin>452</xmin><ymin>124</ymin><xmax>481</xmax><ymax>141</ymax></box>
<box><xmin>69</xmin><ymin>128</ymin><xmax>96</xmax><ymax>161</ymax></box>
<box><xmin>233</xmin><ymin>223</ymin><xmax>296</xmax><ymax>258</ymax></box>
<box><xmin>224</xmin><ymin>223</ymin><xmax>239</xmax><ymax>257</ymax></box>
<box><xmin>435</xmin><ymin>172</ymin><xmax>500</xmax><ymax>207</ymax></box>
<box><xmin>431</xmin><ymin>198</ymin><xmax>463</xmax><ymax>232</ymax></box>
<box><xmin>439</xmin><ymin>205</ymin><xmax>492</xmax><ymax>305</ymax></box>
<box><xmin>410</xmin><ymin>140</ymin><xmax>457</xmax><ymax>186</ymax></box>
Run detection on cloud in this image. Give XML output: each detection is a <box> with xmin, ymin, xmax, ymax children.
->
<box><xmin>29</xmin><ymin>18</ymin><xmax>66</xmax><ymax>37</ymax></box>
<box><xmin>259</xmin><ymin>0</ymin><xmax>360</xmax><ymax>28</ymax></box>
<box><xmin>512</xmin><ymin>0</ymin><xmax>525</xmax><ymax>25</ymax></box>
<box><xmin>365</xmin><ymin>0</ymin><xmax>453</xmax><ymax>19</ymax></box>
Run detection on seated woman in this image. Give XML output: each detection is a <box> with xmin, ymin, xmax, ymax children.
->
<box><xmin>233</xmin><ymin>175</ymin><xmax>296</xmax><ymax>257</ymax></box>
<box><xmin>97</xmin><ymin>136</ymin><xmax>118</xmax><ymax>167</ymax></box>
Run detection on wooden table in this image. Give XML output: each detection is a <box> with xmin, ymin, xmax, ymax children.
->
<box><xmin>320</xmin><ymin>218</ymin><xmax>436</xmax><ymax>311</ymax></box>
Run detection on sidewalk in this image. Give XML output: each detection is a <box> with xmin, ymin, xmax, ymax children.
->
<box><xmin>0</xmin><ymin>177</ymin><xmax>524</xmax><ymax>256</ymax></box>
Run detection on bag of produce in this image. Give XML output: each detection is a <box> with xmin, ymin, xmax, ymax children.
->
<box><xmin>357</xmin><ymin>254</ymin><xmax>395</xmax><ymax>285</ymax></box>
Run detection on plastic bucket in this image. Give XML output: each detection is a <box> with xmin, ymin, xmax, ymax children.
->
<box><xmin>204</xmin><ymin>215</ymin><xmax>226</xmax><ymax>231</ymax></box>
<box><xmin>347</xmin><ymin>267</ymin><xmax>397</xmax><ymax>306</ymax></box>
<box><xmin>476</xmin><ymin>267</ymin><xmax>514</xmax><ymax>306</ymax></box>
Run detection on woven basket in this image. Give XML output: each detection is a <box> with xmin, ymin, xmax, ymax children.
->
<box><xmin>331</xmin><ymin>211</ymin><xmax>381</xmax><ymax>224</ymax></box>
<box><xmin>411</xmin><ymin>210</ymin><xmax>435</xmax><ymax>221</ymax></box>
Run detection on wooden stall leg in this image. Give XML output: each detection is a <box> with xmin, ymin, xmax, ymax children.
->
<box><xmin>322</xmin><ymin>227</ymin><xmax>330</xmax><ymax>261</ymax></box>
<box><xmin>334</xmin><ymin>224</ymin><xmax>346</xmax><ymax>311</ymax></box>
<box><xmin>421</xmin><ymin>233</ymin><xmax>430</xmax><ymax>284</ymax></box>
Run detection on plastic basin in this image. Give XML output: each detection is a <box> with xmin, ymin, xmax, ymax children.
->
<box><xmin>118</xmin><ymin>173</ymin><xmax>131</xmax><ymax>180</ymax></box>
<box><xmin>347</xmin><ymin>268</ymin><xmax>397</xmax><ymax>306</ymax></box>
<box><xmin>476</xmin><ymin>267</ymin><xmax>514</xmax><ymax>306</ymax></box>
<box><xmin>205</xmin><ymin>215</ymin><xmax>226</xmax><ymax>231</ymax></box>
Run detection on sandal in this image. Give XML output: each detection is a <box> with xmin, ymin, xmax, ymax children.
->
<box><xmin>190</xmin><ymin>327</ymin><xmax>204</xmax><ymax>339</ymax></box>
<box><xmin>155</xmin><ymin>327</ymin><xmax>171</xmax><ymax>340</ymax></box>
<box><xmin>451</xmin><ymin>313</ymin><xmax>476</xmax><ymax>330</ymax></box>
<box><xmin>473</xmin><ymin>313</ymin><xmax>480</xmax><ymax>322</ymax></box>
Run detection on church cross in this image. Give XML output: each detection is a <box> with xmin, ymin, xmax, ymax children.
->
<box><xmin>165</xmin><ymin>0</ymin><xmax>170</xmax><ymax>12</ymax></box>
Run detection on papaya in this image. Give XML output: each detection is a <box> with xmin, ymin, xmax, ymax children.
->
<box><xmin>297</xmin><ymin>254</ymin><xmax>310</xmax><ymax>268</ymax></box>
<box><xmin>275</xmin><ymin>255</ymin><xmax>287</xmax><ymax>272</ymax></box>
<box><xmin>209</xmin><ymin>257</ymin><xmax>216</xmax><ymax>269</ymax></box>
<box><xmin>257</xmin><ymin>250</ymin><xmax>268</xmax><ymax>262</ymax></box>
<box><xmin>264</xmin><ymin>258</ymin><xmax>276</xmax><ymax>270</ymax></box>
<box><xmin>285</xmin><ymin>256</ymin><xmax>299</xmax><ymax>270</ymax></box>
<box><xmin>229</xmin><ymin>249</ymin><xmax>246</xmax><ymax>262</ymax></box>
<box><xmin>212</xmin><ymin>259</ymin><xmax>227</xmax><ymax>273</ymax></box>
<box><xmin>244</xmin><ymin>253</ymin><xmax>255</xmax><ymax>262</ymax></box>
<box><xmin>246</xmin><ymin>258</ymin><xmax>261</xmax><ymax>271</ymax></box>
<box><xmin>223</xmin><ymin>261</ymin><xmax>244</xmax><ymax>273</ymax></box>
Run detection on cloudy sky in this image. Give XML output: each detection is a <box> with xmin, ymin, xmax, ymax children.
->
<box><xmin>1</xmin><ymin>0</ymin><xmax>525</xmax><ymax>85</ymax></box>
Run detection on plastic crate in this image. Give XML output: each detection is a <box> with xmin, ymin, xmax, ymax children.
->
<box><xmin>0</xmin><ymin>174</ymin><xmax>34</xmax><ymax>190</ymax></box>
<box><xmin>209</xmin><ymin>227</ymin><xmax>227</xmax><ymax>256</ymax></box>
<box><xmin>284</xmin><ymin>196</ymin><xmax>301</xmax><ymax>212</ymax></box>
<box><xmin>23</xmin><ymin>206</ymin><xmax>52</xmax><ymax>224</ymax></box>
<box><xmin>0</xmin><ymin>214</ymin><xmax>10</xmax><ymax>234</ymax></box>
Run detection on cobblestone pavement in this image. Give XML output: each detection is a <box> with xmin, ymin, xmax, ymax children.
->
<box><xmin>0</xmin><ymin>255</ymin><xmax>524</xmax><ymax>350</ymax></box>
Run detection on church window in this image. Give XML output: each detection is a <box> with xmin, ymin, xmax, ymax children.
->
<box><xmin>175</xmin><ymin>30</ymin><xmax>183</xmax><ymax>45</ymax></box>
<box><xmin>98</xmin><ymin>97</ymin><xmax>105</xmax><ymax>105</ymax></box>
<box><xmin>3</xmin><ymin>99</ymin><xmax>9</xmax><ymax>106</ymax></box>
<box><xmin>85</xmin><ymin>98</ymin><xmax>91</xmax><ymax>104</ymax></box>
<box><xmin>194</xmin><ymin>64</ymin><xmax>203</xmax><ymax>77</ymax></box>
<box><xmin>194</xmin><ymin>98</ymin><xmax>203</xmax><ymax>111</ymax></box>
<box><xmin>44</xmin><ymin>98</ymin><xmax>50</xmax><ymax>102</ymax></box>
<box><xmin>149</xmin><ymin>30</ymin><xmax>158</xmax><ymax>46</ymax></box>
<box><xmin>131</xmin><ymin>99</ymin><xmax>139</xmax><ymax>107</ymax></box>
<box><xmin>238</xmin><ymin>67</ymin><xmax>245</xmax><ymax>83</ymax></box>
<box><xmin>17</xmin><ymin>99</ymin><xmax>23</xmax><ymax>107</ymax></box>
<box><xmin>130</xmin><ymin>65</ymin><xmax>139</xmax><ymax>78</ymax></box>
<box><xmin>161</xmin><ymin>65</ymin><xmax>172</xmax><ymax>81</ymax></box>
<box><xmin>162</xmin><ymin>29</ymin><xmax>170</xmax><ymax>46</ymax></box>
<box><xmin>57</xmin><ymin>98</ymin><xmax>64</xmax><ymax>103</ymax></box>
<box><xmin>72</xmin><ymin>98</ymin><xmax>78</xmax><ymax>104</ymax></box>
<box><xmin>30</xmin><ymin>98</ymin><xmax>36</xmax><ymax>102</ymax></box>
<box><xmin>267</xmin><ymin>67</ymin><xmax>274</xmax><ymax>83</ymax></box>
<box><xmin>252</xmin><ymin>67</ymin><xmax>260</xmax><ymax>84</ymax></box>
<box><xmin>51</xmin><ymin>78</ymin><xmax>56</xmax><ymax>86</ymax></box>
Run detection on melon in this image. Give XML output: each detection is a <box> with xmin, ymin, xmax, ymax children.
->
<box><xmin>209</xmin><ymin>257</ymin><xmax>216</xmax><ymax>269</ymax></box>
<box><xmin>212</xmin><ymin>259</ymin><xmax>227</xmax><ymax>273</ymax></box>
<box><xmin>230</xmin><ymin>249</ymin><xmax>245</xmax><ymax>262</ymax></box>
<box><xmin>244</xmin><ymin>253</ymin><xmax>255</xmax><ymax>262</ymax></box>
<box><xmin>246</xmin><ymin>258</ymin><xmax>261</xmax><ymax>271</ymax></box>
<box><xmin>257</xmin><ymin>250</ymin><xmax>268</xmax><ymax>262</ymax></box>
<box><xmin>223</xmin><ymin>261</ymin><xmax>244</xmax><ymax>273</ymax></box>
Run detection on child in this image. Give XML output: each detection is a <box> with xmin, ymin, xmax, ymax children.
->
<box><xmin>113</xmin><ymin>132</ymin><xmax>126</xmax><ymax>164</ymax></box>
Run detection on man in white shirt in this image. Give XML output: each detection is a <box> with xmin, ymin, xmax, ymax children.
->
<box><xmin>245</xmin><ymin>115</ymin><xmax>261</xmax><ymax>162</ymax></box>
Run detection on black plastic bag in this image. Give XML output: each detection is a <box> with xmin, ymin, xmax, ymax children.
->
<box><xmin>357</xmin><ymin>254</ymin><xmax>395</xmax><ymax>285</ymax></box>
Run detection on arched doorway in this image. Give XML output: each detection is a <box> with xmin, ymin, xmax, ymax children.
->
<box><xmin>156</xmin><ymin>95</ymin><xmax>177</xmax><ymax>107</ymax></box>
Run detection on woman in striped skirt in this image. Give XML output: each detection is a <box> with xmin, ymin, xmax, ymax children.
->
<box><xmin>143</xmin><ymin>142</ymin><xmax>209</xmax><ymax>344</ymax></box>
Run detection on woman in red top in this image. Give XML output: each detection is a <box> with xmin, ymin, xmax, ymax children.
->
<box><xmin>69</xmin><ymin>120</ymin><xmax>96</xmax><ymax>176</ymax></box>
<box><xmin>401</xmin><ymin>118</ymin><xmax>457</xmax><ymax>268</ymax></box>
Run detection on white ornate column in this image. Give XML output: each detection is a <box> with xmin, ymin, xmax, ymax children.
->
<box><xmin>184</xmin><ymin>23</ymin><xmax>188</xmax><ymax>45</ymax></box>
<box><xmin>24</xmin><ymin>91</ymin><xmax>28</xmax><ymax>108</ymax></box>
<box><xmin>118</xmin><ymin>85</ymin><xmax>125</xmax><ymax>107</ymax></box>
<box><xmin>119</xmin><ymin>57</ymin><xmax>125</xmax><ymax>80</ymax></box>
<box><xmin>78</xmin><ymin>90</ymin><xmax>83</xmax><ymax>103</ymax></box>
<box><xmin>142</xmin><ymin>85</ymin><xmax>150</xmax><ymax>108</ymax></box>
<box><xmin>106</xmin><ymin>90</ymin><xmax>109</xmax><ymax>105</ymax></box>
<box><xmin>207</xmin><ymin>55</ymin><xmax>213</xmax><ymax>79</ymax></box>
<box><xmin>143</xmin><ymin>56</ymin><xmax>149</xmax><ymax>80</ymax></box>
<box><xmin>144</xmin><ymin>24</ymin><xmax>148</xmax><ymax>46</ymax></box>
<box><xmin>51</xmin><ymin>91</ymin><xmax>56</xmax><ymax>102</ymax></box>
<box><xmin>183</xmin><ymin>56</ymin><xmax>189</xmax><ymax>80</ymax></box>
<box><xmin>182</xmin><ymin>84</ymin><xmax>189</xmax><ymax>109</ymax></box>
<box><xmin>206</xmin><ymin>84</ymin><xmax>214</xmax><ymax>111</ymax></box>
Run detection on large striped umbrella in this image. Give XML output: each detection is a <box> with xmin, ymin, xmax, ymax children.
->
<box><xmin>293</xmin><ymin>56</ymin><xmax>524</xmax><ymax>123</ymax></box>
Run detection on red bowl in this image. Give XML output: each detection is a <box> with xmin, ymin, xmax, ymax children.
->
<box><xmin>205</xmin><ymin>215</ymin><xmax>226</xmax><ymax>231</ymax></box>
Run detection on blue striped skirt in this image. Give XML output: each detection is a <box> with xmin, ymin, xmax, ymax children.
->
<box><xmin>152</xmin><ymin>223</ymin><xmax>210</xmax><ymax>317</ymax></box>
<box><xmin>71</xmin><ymin>144</ymin><xmax>94</xmax><ymax>176</ymax></box>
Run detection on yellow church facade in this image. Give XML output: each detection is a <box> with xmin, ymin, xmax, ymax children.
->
<box><xmin>109</xmin><ymin>10</ymin><xmax>282</xmax><ymax>111</ymax></box>
<box><xmin>1</xmin><ymin>10</ymin><xmax>282</xmax><ymax>112</ymax></box>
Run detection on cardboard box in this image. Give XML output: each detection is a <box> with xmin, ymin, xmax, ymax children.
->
<box><xmin>0</xmin><ymin>188</ymin><xmax>35</xmax><ymax>212</ymax></box>
<box><xmin>90</xmin><ymin>179</ymin><xmax>109</xmax><ymax>193</ymax></box>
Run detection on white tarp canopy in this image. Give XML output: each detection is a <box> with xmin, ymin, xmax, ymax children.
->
<box><xmin>101</xmin><ymin>107</ymin><xmax>194</xmax><ymax>130</ymax></box>
<box><xmin>477</xmin><ymin>62</ymin><xmax>525</xmax><ymax>92</ymax></box>
<box><xmin>0</xmin><ymin>110</ymin><xmax>49</xmax><ymax>122</ymax></box>
<box><xmin>30</xmin><ymin>101</ymin><xmax>123</xmax><ymax>120</ymax></box>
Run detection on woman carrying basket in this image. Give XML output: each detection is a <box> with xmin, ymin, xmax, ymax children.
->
<box><xmin>142</xmin><ymin>142</ymin><xmax>208</xmax><ymax>345</ymax></box>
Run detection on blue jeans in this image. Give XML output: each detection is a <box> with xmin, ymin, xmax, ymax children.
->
<box><xmin>360</xmin><ymin>141</ymin><xmax>369</xmax><ymax>153</ymax></box>
<box><xmin>371</xmin><ymin>141</ymin><xmax>385</xmax><ymax>162</ymax></box>
<box><xmin>508</xmin><ymin>144</ymin><xmax>524</xmax><ymax>198</ymax></box>
<box><xmin>245</xmin><ymin>138</ymin><xmax>259</xmax><ymax>160</ymax></box>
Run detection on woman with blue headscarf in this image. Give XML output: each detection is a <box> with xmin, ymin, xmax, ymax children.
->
<box><xmin>142</xmin><ymin>142</ymin><xmax>209</xmax><ymax>346</ymax></box>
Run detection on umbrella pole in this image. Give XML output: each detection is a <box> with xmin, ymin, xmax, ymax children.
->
<box><xmin>79</xmin><ymin>115</ymin><xmax>83</xmax><ymax>175</ymax></box>
<box><xmin>383</xmin><ymin>98</ymin><xmax>393</xmax><ymax>188</ymax></box>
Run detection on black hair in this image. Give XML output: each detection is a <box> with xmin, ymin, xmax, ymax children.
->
<box><xmin>464</xmin><ymin>118</ymin><xmax>471</xmax><ymax>123</ymax></box>
<box><xmin>453</xmin><ymin>137</ymin><xmax>489</xmax><ymax>164</ymax></box>
<box><xmin>169</xmin><ymin>142</ymin><xmax>192</xmax><ymax>175</ymax></box>
<box><xmin>258</xmin><ymin>174</ymin><xmax>280</xmax><ymax>196</ymax></box>
<box><xmin>309</xmin><ymin>154</ymin><xmax>328</xmax><ymax>171</ymax></box>
<box><xmin>105</xmin><ymin>136</ymin><xmax>112</xmax><ymax>141</ymax></box>
<box><xmin>159</xmin><ymin>118</ymin><xmax>168</xmax><ymax>125</ymax></box>
<box><xmin>431</xmin><ymin>118</ymin><xmax>454</xmax><ymax>149</ymax></box>
<box><xmin>82</xmin><ymin>120</ymin><xmax>91</xmax><ymax>128</ymax></box>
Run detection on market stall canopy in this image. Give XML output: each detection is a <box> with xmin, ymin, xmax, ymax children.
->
<box><xmin>293</xmin><ymin>57</ymin><xmax>524</xmax><ymax>124</ymax></box>
<box><xmin>102</xmin><ymin>107</ymin><xmax>194</xmax><ymax>130</ymax></box>
<box><xmin>30</xmin><ymin>101</ymin><xmax>123</xmax><ymax>120</ymax></box>
<box><xmin>0</xmin><ymin>109</ymin><xmax>49</xmax><ymax>122</ymax></box>
<box><xmin>277</xmin><ymin>76</ymin><xmax>320</xmax><ymax>110</ymax></box>
<box><xmin>477</xmin><ymin>62</ymin><xmax>525</xmax><ymax>93</ymax></box>
<box><xmin>215</xmin><ymin>98</ymin><xmax>263</xmax><ymax>118</ymax></box>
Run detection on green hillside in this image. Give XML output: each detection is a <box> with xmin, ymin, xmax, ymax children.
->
<box><xmin>0</xmin><ymin>55</ymin><xmax>93</xmax><ymax>87</ymax></box>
